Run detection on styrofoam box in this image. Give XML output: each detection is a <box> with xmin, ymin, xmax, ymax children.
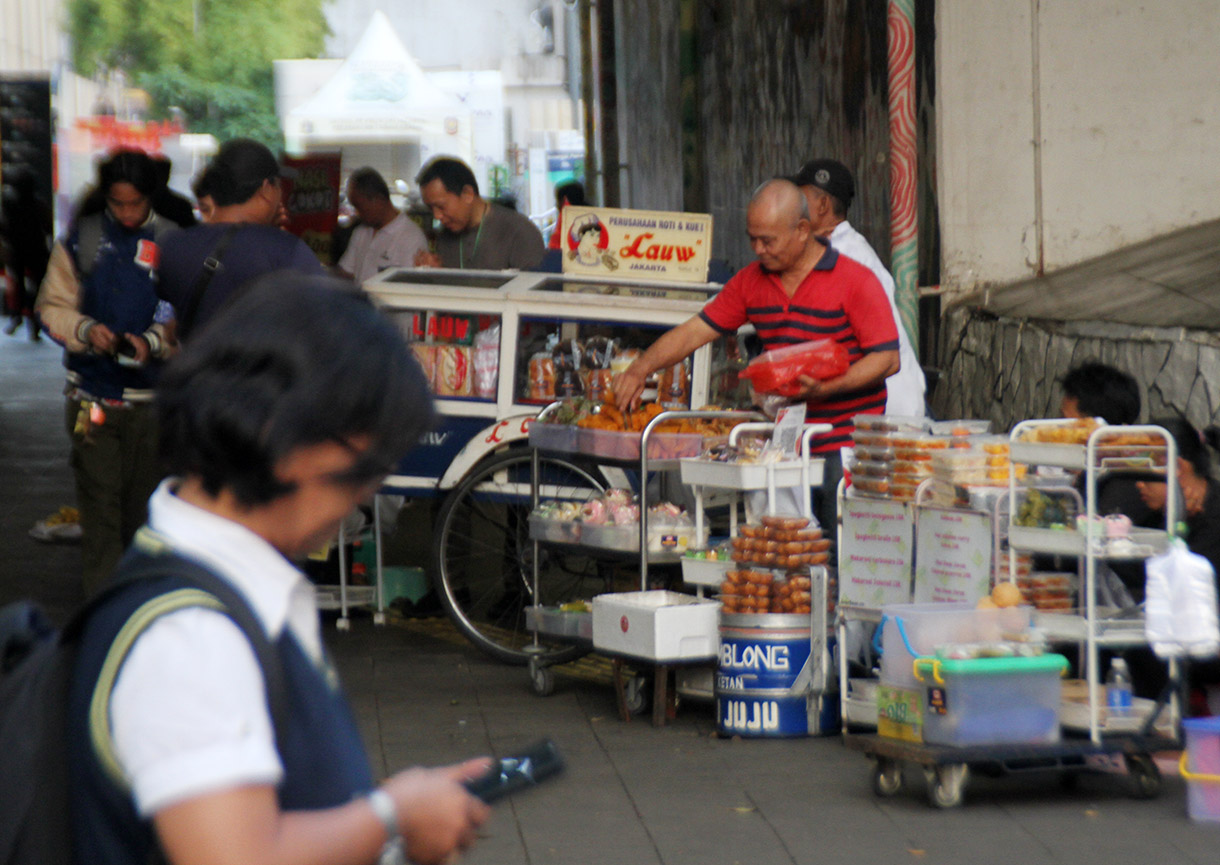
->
<box><xmin>679</xmin><ymin>458</ymin><xmax>824</xmax><ymax>490</ymax></box>
<box><xmin>592</xmin><ymin>590</ymin><xmax>720</xmax><ymax>661</ymax></box>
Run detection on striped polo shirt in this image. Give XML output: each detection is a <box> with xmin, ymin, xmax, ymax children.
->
<box><xmin>699</xmin><ymin>241</ymin><xmax>899</xmax><ymax>452</ymax></box>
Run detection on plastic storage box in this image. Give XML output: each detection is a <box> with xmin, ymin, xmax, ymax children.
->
<box><xmin>528</xmin><ymin>514</ymin><xmax>581</xmax><ymax>544</ymax></box>
<box><xmin>525</xmin><ymin>605</ymin><xmax>593</xmax><ymax>640</ymax></box>
<box><xmin>578</xmin><ymin>428</ymin><xmax>706</xmax><ymax>461</ymax></box>
<box><xmin>592</xmin><ymin>590</ymin><xmax>720</xmax><ymax>661</ymax></box>
<box><xmin>913</xmin><ymin>654</ymin><xmax>1068</xmax><ymax>746</ymax></box>
<box><xmin>880</xmin><ymin>603</ymin><xmax>1034</xmax><ymax>688</ymax></box>
<box><xmin>1182</xmin><ymin>716</ymin><xmax>1220</xmax><ymax>823</ymax></box>
<box><xmin>528</xmin><ymin>423</ymin><xmax>579</xmax><ymax>453</ymax></box>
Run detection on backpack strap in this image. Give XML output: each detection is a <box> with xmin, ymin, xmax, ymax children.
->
<box><xmin>177</xmin><ymin>223</ymin><xmax>242</xmax><ymax>339</ymax></box>
<box><xmin>73</xmin><ymin>214</ymin><xmax>105</xmax><ymax>279</ymax></box>
<box><xmin>78</xmin><ymin>543</ymin><xmax>290</xmax><ymax>792</ymax></box>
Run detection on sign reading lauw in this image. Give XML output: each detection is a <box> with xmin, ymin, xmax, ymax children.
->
<box><xmin>559</xmin><ymin>206</ymin><xmax>712</xmax><ymax>283</ymax></box>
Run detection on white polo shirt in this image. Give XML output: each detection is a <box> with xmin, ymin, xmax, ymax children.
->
<box><xmin>107</xmin><ymin>480</ymin><xmax>324</xmax><ymax>816</ymax></box>
<box><xmin>338</xmin><ymin>213</ymin><xmax>428</xmax><ymax>285</ymax></box>
<box><xmin>828</xmin><ymin>221</ymin><xmax>927</xmax><ymax>418</ymax></box>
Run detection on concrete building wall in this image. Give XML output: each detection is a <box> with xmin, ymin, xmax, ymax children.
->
<box><xmin>937</xmin><ymin>0</ymin><xmax>1220</xmax><ymax>294</ymax></box>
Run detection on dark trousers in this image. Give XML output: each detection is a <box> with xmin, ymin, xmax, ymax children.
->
<box><xmin>65</xmin><ymin>398</ymin><xmax>162</xmax><ymax>596</ymax></box>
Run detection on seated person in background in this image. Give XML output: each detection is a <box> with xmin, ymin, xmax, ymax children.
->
<box><xmin>1127</xmin><ymin>417</ymin><xmax>1220</xmax><ymax>708</ymax></box>
<box><xmin>1058</xmin><ymin>361</ymin><xmax>1154</xmax><ymax>526</ymax></box>
<box><xmin>1136</xmin><ymin>417</ymin><xmax>1220</xmax><ymax>578</ymax></box>
<box><xmin>548</xmin><ymin>180</ymin><xmax>587</xmax><ymax>250</ymax></box>
<box><xmin>1059</xmin><ymin>361</ymin><xmax>1141</xmax><ymax>425</ymax></box>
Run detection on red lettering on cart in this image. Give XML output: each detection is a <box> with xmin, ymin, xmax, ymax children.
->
<box><xmin>519</xmin><ymin>417</ymin><xmax>532</xmax><ymax>434</ymax></box>
<box><xmin>425</xmin><ymin>315</ymin><xmax>471</xmax><ymax>342</ymax></box>
<box><xmin>620</xmin><ymin>233</ymin><xmax>696</xmax><ymax>263</ymax></box>
<box><xmin>485</xmin><ymin>420</ymin><xmax>509</xmax><ymax>444</ymax></box>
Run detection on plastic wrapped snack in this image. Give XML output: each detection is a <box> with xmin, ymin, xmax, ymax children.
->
<box><xmin>737</xmin><ymin>339</ymin><xmax>849</xmax><ymax>397</ymax></box>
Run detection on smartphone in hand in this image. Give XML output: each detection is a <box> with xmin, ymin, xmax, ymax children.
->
<box><xmin>463</xmin><ymin>739</ymin><xmax>565</xmax><ymax>803</ymax></box>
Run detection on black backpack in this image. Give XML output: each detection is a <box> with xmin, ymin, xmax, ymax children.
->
<box><xmin>0</xmin><ymin>547</ymin><xmax>287</xmax><ymax>865</ymax></box>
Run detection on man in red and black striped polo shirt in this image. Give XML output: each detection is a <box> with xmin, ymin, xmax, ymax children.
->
<box><xmin>614</xmin><ymin>178</ymin><xmax>899</xmax><ymax>526</ymax></box>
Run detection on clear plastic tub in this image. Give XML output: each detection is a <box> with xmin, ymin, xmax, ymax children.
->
<box><xmin>880</xmin><ymin>603</ymin><xmax>1034</xmax><ymax>688</ymax></box>
<box><xmin>914</xmin><ymin>654</ymin><xmax>1067</xmax><ymax>746</ymax></box>
<box><xmin>528</xmin><ymin>423</ymin><xmax>579</xmax><ymax>453</ymax></box>
<box><xmin>852</xmin><ymin>414</ymin><xmax>930</xmax><ymax>433</ymax></box>
<box><xmin>578</xmin><ymin>428</ymin><xmax>706</xmax><ymax>461</ymax></box>
<box><xmin>528</xmin><ymin>514</ymin><xmax>581</xmax><ymax>544</ymax></box>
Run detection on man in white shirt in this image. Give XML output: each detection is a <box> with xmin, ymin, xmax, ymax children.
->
<box><xmin>794</xmin><ymin>159</ymin><xmax>927</xmax><ymax>418</ymax></box>
<box><xmin>337</xmin><ymin>167</ymin><xmax>427</xmax><ymax>285</ymax></box>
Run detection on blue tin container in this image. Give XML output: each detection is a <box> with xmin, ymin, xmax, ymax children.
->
<box><xmin>716</xmin><ymin>612</ymin><xmax>814</xmax><ymax>737</ymax></box>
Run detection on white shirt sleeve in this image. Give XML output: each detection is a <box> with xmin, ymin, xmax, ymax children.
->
<box><xmin>108</xmin><ymin>608</ymin><xmax>283</xmax><ymax>816</ymax></box>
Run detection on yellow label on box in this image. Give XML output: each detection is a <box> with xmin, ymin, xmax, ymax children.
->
<box><xmin>877</xmin><ymin>685</ymin><xmax>924</xmax><ymax>743</ymax></box>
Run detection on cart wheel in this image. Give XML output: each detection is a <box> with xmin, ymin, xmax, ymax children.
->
<box><xmin>871</xmin><ymin>758</ymin><xmax>904</xmax><ymax>797</ymax></box>
<box><xmin>625</xmin><ymin>675</ymin><xmax>651</xmax><ymax>716</ymax></box>
<box><xmin>335</xmin><ymin>617</ymin><xmax>351</xmax><ymax>632</ymax></box>
<box><xmin>925</xmin><ymin>763</ymin><xmax>969</xmax><ymax>809</ymax></box>
<box><xmin>433</xmin><ymin>448</ymin><xmax>607</xmax><ymax>665</ymax></box>
<box><xmin>1125</xmin><ymin>753</ymin><xmax>1162</xmax><ymax>799</ymax></box>
<box><xmin>529</xmin><ymin>660</ymin><xmax>556</xmax><ymax>697</ymax></box>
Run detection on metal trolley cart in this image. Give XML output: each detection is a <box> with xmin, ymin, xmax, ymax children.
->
<box><xmin>837</xmin><ymin>421</ymin><xmax>1182</xmax><ymax>807</ymax></box>
<box><xmin>362</xmin><ymin>266</ymin><xmax>748</xmax><ymax>659</ymax></box>
<box><xmin>522</xmin><ymin>408</ymin><xmax>766</xmax><ymax>712</ymax></box>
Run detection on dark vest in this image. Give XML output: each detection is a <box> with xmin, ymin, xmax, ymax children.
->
<box><xmin>67</xmin><ymin>573</ymin><xmax>374</xmax><ymax>865</ymax></box>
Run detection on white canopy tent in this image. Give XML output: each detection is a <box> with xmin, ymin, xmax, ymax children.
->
<box><xmin>281</xmin><ymin>11</ymin><xmax>474</xmax><ymax>193</ymax></box>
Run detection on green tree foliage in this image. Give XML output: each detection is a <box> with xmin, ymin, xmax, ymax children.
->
<box><xmin>67</xmin><ymin>0</ymin><xmax>328</xmax><ymax>148</ymax></box>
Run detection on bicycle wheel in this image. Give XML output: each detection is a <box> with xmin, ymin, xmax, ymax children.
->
<box><xmin>433</xmin><ymin>448</ymin><xmax>621</xmax><ymax>665</ymax></box>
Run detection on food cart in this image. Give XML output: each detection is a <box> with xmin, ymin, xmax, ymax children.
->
<box><xmin>363</xmin><ymin>265</ymin><xmax>750</xmax><ymax>664</ymax></box>
<box><xmin>835</xmin><ymin>417</ymin><xmax>1183</xmax><ymax>806</ymax></box>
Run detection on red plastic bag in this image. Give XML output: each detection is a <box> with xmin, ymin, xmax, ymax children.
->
<box><xmin>738</xmin><ymin>339</ymin><xmax>850</xmax><ymax>397</ymax></box>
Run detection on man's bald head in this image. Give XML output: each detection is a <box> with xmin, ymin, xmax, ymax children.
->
<box><xmin>748</xmin><ymin>178</ymin><xmax>810</xmax><ymax>228</ymax></box>
<box><xmin>746</xmin><ymin>178</ymin><xmax>813</xmax><ymax>275</ymax></box>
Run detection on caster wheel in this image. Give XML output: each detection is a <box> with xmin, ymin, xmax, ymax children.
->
<box><xmin>373</xmin><ymin>611</ymin><xmax>386</xmax><ymax>626</ymax></box>
<box><xmin>871</xmin><ymin>758</ymin><xmax>903</xmax><ymax>797</ymax></box>
<box><xmin>530</xmin><ymin>661</ymin><xmax>555</xmax><ymax>697</ymax></box>
<box><xmin>925</xmin><ymin>763</ymin><xmax>968</xmax><ymax>809</ymax></box>
<box><xmin>1125</xmin><ymin>753</ymin><xmax>1162</xmax><ymax>799</ymax></box>
<box><xmin>336</xmin><ymin>617</ymin><xmax>351</xmax><ymax>632</ymax></box>
<box><xmin>624</xmin><ymin>675</ymin><xmax>651</xmax><ymax>716</ymax></box>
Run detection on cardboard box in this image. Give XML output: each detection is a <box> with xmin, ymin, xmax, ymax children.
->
<box><xmin>592</xmin><ymin>590</ymin><xmax>719</xmax><ymax>661</ymax></box>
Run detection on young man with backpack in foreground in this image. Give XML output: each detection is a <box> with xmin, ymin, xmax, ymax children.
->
<box><xmin>8</xmin><ymin>274</ymin><xmax>490</xmax><ymax>865</ymax></box>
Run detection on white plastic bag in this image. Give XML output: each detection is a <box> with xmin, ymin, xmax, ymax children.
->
<box><xmin>1144</xmin><ymin>538</ymin><xmax>1220</xmax><ymax>659</ymax></box>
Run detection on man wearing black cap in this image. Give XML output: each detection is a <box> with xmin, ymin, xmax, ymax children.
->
<box><xmin>794</xmin><ymin>158</ymin><xmax>926</xmax><ymax>417</ymax></box>
<box><xmin>157</xmin><ymin>139</ymin><xmax>324</xmax><ymax>340</ymax></box>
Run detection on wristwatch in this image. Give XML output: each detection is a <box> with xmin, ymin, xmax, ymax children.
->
<box><xmin>366</xmin><ymin>788</ymin><xmax>406</xmax><ymax>865</ymax></box>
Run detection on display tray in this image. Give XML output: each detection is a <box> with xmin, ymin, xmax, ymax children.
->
<box><xmin>581</xmin><ymin>427</ymin><xmax>708</xmax><ymax>461</ymax></box>
<box><xmin>528</xmin><ymin>423</ymin><xmax>580</xmax><ymax>452</ymax></box>
<box><xmin>1008</xmin><ymin>526</ymin><xmax>1168</xmax><ymax>559</ymax></box>
<box><xmin>529</xmin><ymin>518</ymin><xmax>701</xmax><ymax>560</ymax></box>
<box><xmin>525</xmin><ymin>605</ymin><xmax>593</xmax><ymax>640</ymax></box>
<box><xmin>678</xmin><ymin>458</ymin><xmax>824</xmax><ymax>490</ymax></box>
<box><xmin>315</xmin><ymin>585</ymin><xmax>376</xmax><ymax>610</ymax></box>
<box><xmin>681</xmin><ymin>556</ymin><xmax>734</xmax><ymax>587</ymax></box>
<box><xmin>1010</xmin><ymin>441</ymin><xmax>1085</xmax><ymax>469</ymax></box>
<box><xmin>528</xmin><ymin>514</ymin><xmax>582</xmax><ymax>544</ymax></box>
<box><xmin>1060</xmin><ymin>696</ymin><xmax>1175</xmax><ymax>736</ymax></box>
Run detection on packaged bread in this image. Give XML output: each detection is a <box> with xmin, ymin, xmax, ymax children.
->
<box><xmin>434</xmin><ymin>345</ymin><xmax>473</xmax><ymax>397</ymax></box>
<box><xmin>410</xmin><ymin>343</ymin><xmax>438</xmax><ymax>390</ymax></box>
<box><xmin>528</xmin><ymin>353</ymin><xmax>555</xmax><ymax>402</ymax></box>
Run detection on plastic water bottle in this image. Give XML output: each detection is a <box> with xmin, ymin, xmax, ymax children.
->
<box><xmin>1106</xmin><ymin>658</ymin><xmax>1133</xmax><ymax>717</ymax></box>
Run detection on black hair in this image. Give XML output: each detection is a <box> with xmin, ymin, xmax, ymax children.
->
<box><xmin>156</xmin><ymin>274</ymin><xmax>434</xmax><ymax>507</ymax></box>
<box><xmin>72</xmin><ymin>149</ymin><xmax>160</xmax><ymax>226</ymax></box>
<box><xmin>555</xmin><ymin>180</ymin><xmax>586</xmax><ymax>209</ymax></box>
<box><xmin>191</xmin><ymin>167</ymin><xmax>215</xmax><ymax>201</ymax></box>
<box><xmin>151</xmin><ymin>154</ymin><xmax>173</xmax><ymax>187</ymax></box>
<box><xmin>415</xmin><ymin>156</ymin><xmax>478</xmax><ymax>197</ymax></box>
<box><xmin>1151</xmin><ymin>416</ymin><xmax>1217</xmax><ymax>481</ymax></box>
<box><xmin>576</xmin><ymin>218</ymin><xmax>603</xmax><ymax>239</ymax></box>
<box><xmin>348</xmin><ymin>167</ymin><xmax>391</xmax><ymax>202</ymax></box>
<box><xmin>1060</xmin><ymin>362</ymin><xmax>1140</xmax><ymax>425</ymax></box>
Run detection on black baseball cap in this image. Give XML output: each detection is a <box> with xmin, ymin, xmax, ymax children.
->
<box><xmin>207</xmin><ymin>138</ymin><xmax>297</xmax><ymax>206</ymax></box>
<box><xmin>793</xmin><ymin>158</ymin><xmax>855</xmax><ymax>210</ymax></box>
